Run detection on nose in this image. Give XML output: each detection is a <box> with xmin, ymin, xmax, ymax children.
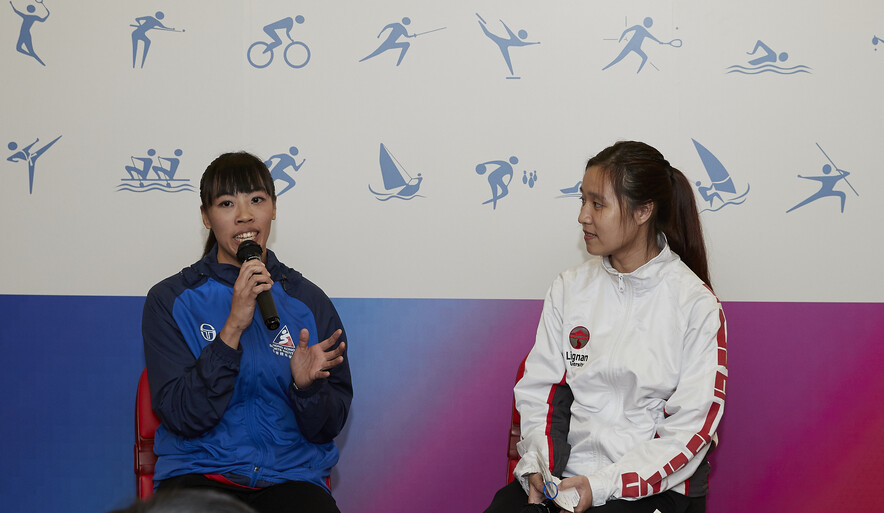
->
<box><xmin>235</xmin><ymin>202</ymin><xmax>254</xmax><ymax>223</ymax></box>
<box><xmin>578</xmin><ymin>202</ymin><xmax>591</xmax><ymax>225</ymax></box>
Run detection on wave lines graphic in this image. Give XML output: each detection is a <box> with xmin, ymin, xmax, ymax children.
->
<box><xmin>116</xmin><ymin>183</ymin><xmax>195</xmax><ymax>193</ymax></box>
<box><xmin>699</xmin><ymin>184</ymin><xmax>751</xmax><ymax>213</ymax></box>
<box><xmin>726</xmin><ymin>63</ymin><xmax>811</xmax><ymax>75</ymax></box>
<box><xmin>370</xmin><ymin>193</ymin><xmax>426</xmax><ymax>202</ymax></box>
<box><xmin>700</xmin><ymin>197</ymin><xmax>748</xmax><ymax>212</ymax></box>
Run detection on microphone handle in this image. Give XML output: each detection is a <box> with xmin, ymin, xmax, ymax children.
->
<box><xmin>256</xmin><ymin>290</ymin><xmax>280</xmax><ymax>330</ymax></box>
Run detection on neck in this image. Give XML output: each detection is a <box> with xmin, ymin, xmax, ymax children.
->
<box><xmin>609</xmin><ymin>233</ymin><xmax>660</xmax><ymax>274</ymax></box>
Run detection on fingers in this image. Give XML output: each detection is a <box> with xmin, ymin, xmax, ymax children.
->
<box><xmin>527</xmin><ymin>473</ymin><xmax>545</xmax><ymax>504</ymax></box>
<box><xmin>235</xmin><ymin>260</ymin><xmax>273</xmax><ymax>295</ymax></box>
<box><xmin>298</xmin><ymin>328</ymin><xmax>309</xmax><ymax>349</ymax></box>
<box><xmin>298</xmin><ymin>329</ymin><xmax>344</xmax><ymax>357</ymax></box>
<box><xmin>321</xmin><ymin>345</ymin><xmax>345</xmax><ymax>370</ymax></box>
<box><xmin>317</xmin><ymin>329</ymin><xmax>342</xmax><ymax>350</ymax></box>
<box><xmin>559</xmin><ymin>476</ymin><xmax>592</xmax><ymax>513</ymax></box>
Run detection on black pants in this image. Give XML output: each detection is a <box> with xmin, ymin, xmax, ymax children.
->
<box><xmin>156</xmin><ymin>474</ymin><xmax>339</xmax><ymax>513</ymax></box>
<box><xmin>484</xmin><ymin>479</ymin><xmax>705</xmax><ymax>513</ymax></box>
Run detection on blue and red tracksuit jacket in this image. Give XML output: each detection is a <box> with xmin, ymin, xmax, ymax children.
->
<box><xmin>142</xmin><ymin>246</ymin><xmax>351</xmax><ymax>491</ymax></box>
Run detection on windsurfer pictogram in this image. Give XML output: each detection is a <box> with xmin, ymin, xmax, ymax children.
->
<box><xmin>368</xmin><ymin>143</ymin><xmax>424</xmax><ymax>201</ymax></box>
<box><xmin>692</xmin><ymin>139</ymin><xmax>750</xmax><ymax>212</ymax></box>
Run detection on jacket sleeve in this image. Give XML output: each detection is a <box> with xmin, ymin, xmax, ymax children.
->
<box><xmin>513</xmin><ymin>276</ymin><xmax>574</xmax><ymax>489</ymax></box>
<box><xmin>287</xmin><ymin>298</ymin><xmax>352</xmax><ymax>445</ymax></box>
<box><xmin>586</xmin><ymin>293</ymin><xmax>727</xmax><ymax>506</ymax></box>
<box><xmin>142</xmin><ymin>282</ymin><xmax>242</xmax><ymax>439</ymax></box>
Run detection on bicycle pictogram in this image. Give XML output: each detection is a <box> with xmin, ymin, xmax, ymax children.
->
<box><xmin>247</xmin><ymin>16</ymin><xmax>311</xmax><ymax>69</ymax></box>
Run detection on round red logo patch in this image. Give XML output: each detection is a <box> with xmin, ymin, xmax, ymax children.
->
<box><xmin>569</xmin><ymin>326</ymin><xmax>590</xmax><ymax>349</ymax></box>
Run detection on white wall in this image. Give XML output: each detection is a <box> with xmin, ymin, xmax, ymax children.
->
<box><xmin>2</xmin><ymin>0</ymin><xmax>882</xmax><ymax>301</ymax></box>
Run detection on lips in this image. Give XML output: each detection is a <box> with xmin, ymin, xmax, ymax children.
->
<box><xmin>584</xmin><ymin>231</ymin><xmax>597</xmax><ymax>240</ymax></box>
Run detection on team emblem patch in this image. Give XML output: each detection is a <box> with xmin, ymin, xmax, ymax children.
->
<box><xmin>200</xmin><ymin>323</ymin><xmax>216</xmax><ymax>342</ymax></box>
<box><xmin>569</xmin><ymin>326</ymin><xmax>590</xmax><ymax>349</ymax></box>
<box><xmin>270</xmin><ymin>325</ymin><xmax>296</xmax><ymax>358</ymax></box>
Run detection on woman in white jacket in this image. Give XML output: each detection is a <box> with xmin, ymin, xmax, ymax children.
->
<box><xmin>485</xmin><ymin>141</ymin><xmax>727</xmax><ymax>513</ymax></box>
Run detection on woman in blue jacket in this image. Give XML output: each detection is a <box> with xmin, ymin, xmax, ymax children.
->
<box><xmin>142</xmin><ymin>152</ymin><xmax>351</xmax><ymax>513</ymax></box>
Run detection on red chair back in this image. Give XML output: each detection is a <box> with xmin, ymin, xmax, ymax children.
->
<box><xmin>506</xmin><ymin>355</ymin><xmax>529</xmax><ymax>484</ymax></box>
<box><xmin>135</xmin><ymin>369</ymin><xmax>161</xmax><ymax>499</ymax></box>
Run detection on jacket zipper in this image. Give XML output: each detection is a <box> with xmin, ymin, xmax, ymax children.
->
<box><xmin>606</xmin><ymin>273</ymin><xmax>631</xmax><ymax>436</ymax></box>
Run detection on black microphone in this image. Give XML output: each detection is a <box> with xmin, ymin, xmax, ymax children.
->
<box><xmin>236</xmin><ymin>240</ymin><xmax>280</xmax><ymax>330</ymax></box>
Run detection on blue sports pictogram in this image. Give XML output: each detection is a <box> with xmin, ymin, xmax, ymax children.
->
<box><xmin>247</xmin><ymin>16</ymin><xmax>310</xmax><ymax>69</ymax></box>
<box><xmin>118</xmin><ymin>148</ymin><xmax>193</xmax><ymax>193</ymax></box>
<box><xmin>557</xmin><ymin>181</ymin><xmax>582</xmax><ymax>199</ymax></box>
<box><xmin>522</xmin><ymin>170</ymin><xmax>538</xmax><ymax>188</ymax></box>
<box><xmin>475</xmin><ymin>156</ymin><xmax>539</xmax><ymax>209</ymax></box>
<box><xmin>130</xmin><ymin>11</ymin><xmax>184</xmax><ymax>68</ymax></box>
<box><xmin>726</xmin><ymin>40</ymin><xmax>810</xmax><ymax>75</ymax></box>
<box><xmin>873</xmin><ymin>35</ymin><xmax>883</xmax><ymax>51</ymax></box>
<box><xmin>10</xmin><ymin>0</ymin><xmax>49</xmax><ymax>66</ymax></box>
<box><xmin>786</xmin><ymin>143</ymin><xmax>858</xmax><ymax>213</ymax></box>
<box><xmin>691</xmin><ymin>139</ymin><xmax>750</xmax><ymax>212</ymax></box>
<box><xmin>6</xmin><ymin>135</ymin><xmax>61</xmax><ymax>194</ymax></box>
<box><xmin>368</xmin><ymin>143</ymin><xmax>424</xmax><ymax>201</ymax></box>
<box><xmin>476</xmin><ymin>156</ymin><xmax>516</xmax><ymax>209</ymax></box>
<box><xmin>602</xmin><ymin>16</ymin><xmax>681</xmax><ymax>73</ymax></box>
<box><xmin>476</xmin><ymin>13</ymin><xmax>539</xmax><ymax>79</ymax></box>
<box><xmin>359</xmin><ymin>17</ymin><xmax>446</xmax><ymax>66</ymax></box>
<box><xmin>264</xmin><ymin>146</ymin><xmax>305</xmax><ymax>197</ymax></box>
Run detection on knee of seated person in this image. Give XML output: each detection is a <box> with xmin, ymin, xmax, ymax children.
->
<box><xmin>109</xmin><ymin>489</ymin><xmax>257</xmax><ymax>513</ymax></box>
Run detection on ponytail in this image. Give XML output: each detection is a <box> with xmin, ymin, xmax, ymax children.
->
<box><xmin>663</xmin><ymin>167</ymin><xmax>710</xmax><ymax>287</ymax></box>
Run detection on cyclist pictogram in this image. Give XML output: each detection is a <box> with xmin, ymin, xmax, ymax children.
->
<box><xmin>247</xmin><ymin>16</ymin><xmax>311</xmax><ymax>69</ymax></box>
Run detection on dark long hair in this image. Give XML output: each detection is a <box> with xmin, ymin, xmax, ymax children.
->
<box><xmin>586</xmin><ymin>141</ymin><xmax>710</xmax><ymax>286</ymax></box>
<box><xmin>199</xmin><ymin>152</ymin><xmax>276</xmax><ymax>257</ymax></box>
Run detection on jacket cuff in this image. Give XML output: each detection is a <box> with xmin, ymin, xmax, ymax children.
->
<box><xmin>209</xmin><ymin>337</ymin><xmax>243</xmax><ymax>366</ymax></box>
<box><xmin>586</xmin><ymin>472</ymin><xmax>612</xmax><ymax>507</ymax></box>
<box><xmin>513</xmin><ymin>451</ymin><xmax>541</xmax><ymax>495</ymax></box>
<box><xmin>290</xmin><ymin>378</ymin><xmax>323</xmax><ymax>397</ymax></box>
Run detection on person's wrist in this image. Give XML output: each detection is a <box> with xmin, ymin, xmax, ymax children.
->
<box><xmin>291</xmin><ymin>377</ymin><xmax>314</xmax><ymax>390</ymax></box>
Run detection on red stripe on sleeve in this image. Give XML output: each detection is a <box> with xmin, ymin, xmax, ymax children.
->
<box><xmin>716</xmin><ymin>309</ymin><xmax>727</xmax><ymax>367</ymax></box>
<box><xmin>622</xmin><ymin>472</ymin><xmax>641</xmax><ymax>498</ymax></box>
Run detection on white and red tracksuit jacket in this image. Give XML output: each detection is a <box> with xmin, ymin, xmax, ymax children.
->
<box><xmin>513</xmin><ymin>241</ymin><xmax>727</xmax><ymax>507</ymax></box>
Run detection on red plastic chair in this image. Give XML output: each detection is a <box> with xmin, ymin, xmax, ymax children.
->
<box><xmin>506</xmin><ymin>355</ymin><xmax>529</xmax><ymax>484</ymax></box>
<box><xmin>135</xmin><ymin>369</ymin><xmax>161</xmax><ymax>499</ymax></box>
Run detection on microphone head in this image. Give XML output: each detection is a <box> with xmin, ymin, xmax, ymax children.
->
<box><xmin>236</xmin><ymin>240</ymin><xmax>263</xmax><ymax>263</ymax></box>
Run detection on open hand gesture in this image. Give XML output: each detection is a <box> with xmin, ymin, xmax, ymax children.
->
<box><xmin>290</xmin><ymin>328</ymin><xmax>345</xmax><ymax>389</ymax></box>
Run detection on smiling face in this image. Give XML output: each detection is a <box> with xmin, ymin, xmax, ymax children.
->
<box><xmin>578</xmin><ymin>165</ymin><xmax>654</xmax><ymax>273</ymax></box>
<box><xmin>198</xmin><ymin>152</ymin><xmax>278</xmax><ymax>263</ymax></box>
<box><xmin>201</xmin><ymin>191</ymin><xmax>276</xmax><ymax>266</ymax></box>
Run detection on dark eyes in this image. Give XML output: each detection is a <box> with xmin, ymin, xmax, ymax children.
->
<box><xmin>215</xmin><ymin>194</ymin><xmax>266</xmax><ymax>207</ymax></box>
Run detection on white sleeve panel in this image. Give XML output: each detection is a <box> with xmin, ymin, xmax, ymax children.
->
<box><xmin>513</xmin><ymin>275</ymin><xmax>570</xmax><ymax>491</ymax></box>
